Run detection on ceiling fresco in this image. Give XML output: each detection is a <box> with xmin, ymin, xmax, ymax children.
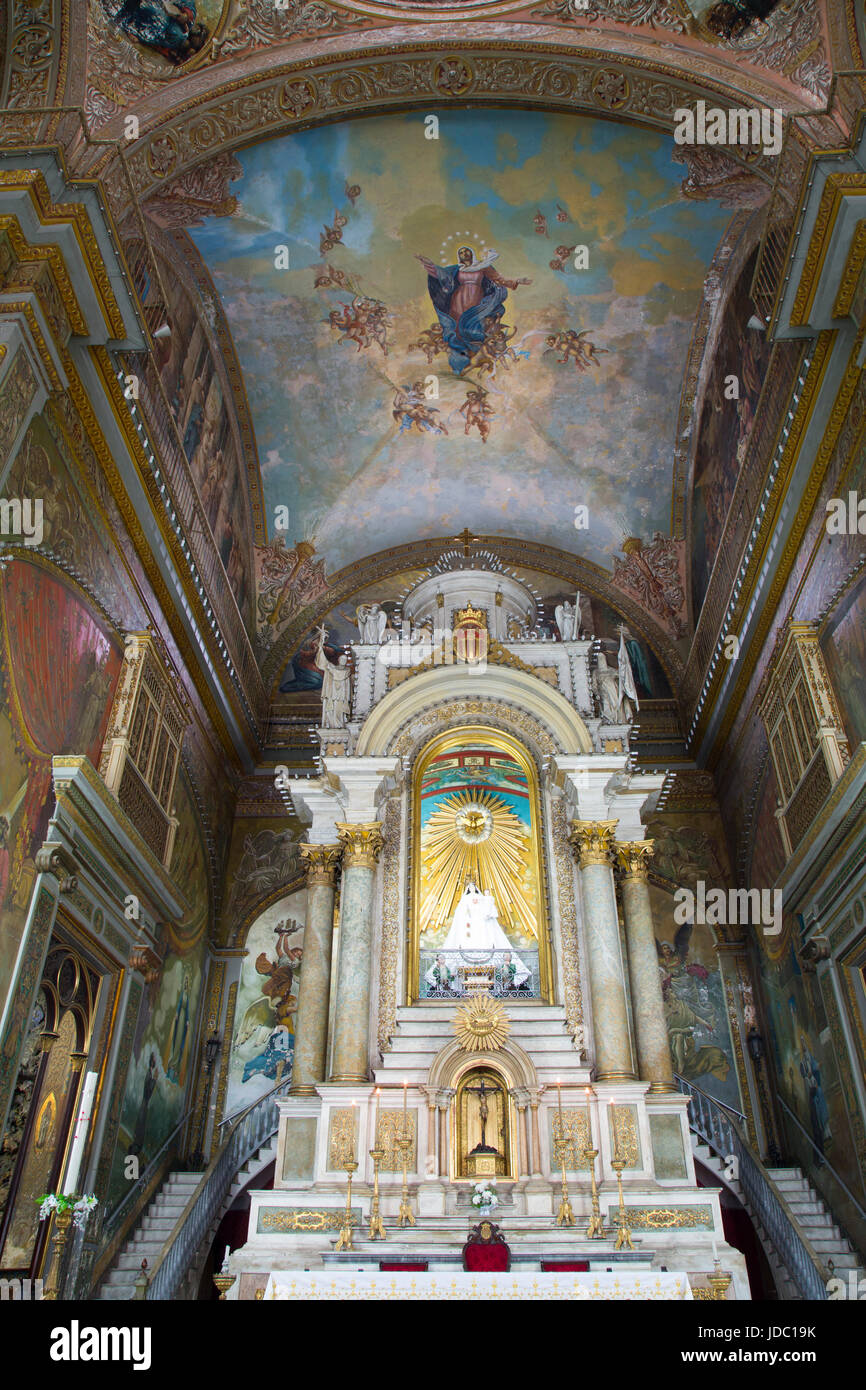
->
<box><xmin>188</xmin><ymin>109</ymin><xmax>734</xmax><ymax>603</ymax></box>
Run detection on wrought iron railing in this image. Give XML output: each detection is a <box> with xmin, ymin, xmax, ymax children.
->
<box><xmin>677</xmin><ymin>1075</ymin><xmax>828</xmax><ymax>1300</ymax></box>
<box><xmin>419</xmin><ymin>949</ymin><xmax>540</xmax><ymax>999</ymax></box>
<box><xmin>143</xmin><ymin>1075</ymin><xmax>291</xmax><ymax>1301</ymax></box>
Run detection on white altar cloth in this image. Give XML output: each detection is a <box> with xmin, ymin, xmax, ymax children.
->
<box><xmin>263</xmin><ymin>1271</ymin><xmax>693</xmax><ymax>1300</ymax></box>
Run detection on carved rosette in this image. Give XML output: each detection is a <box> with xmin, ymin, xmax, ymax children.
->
<box><xmin>614</xmin><ymin>841</ymin><xmax>655</xmax><ymax>879</ymax></box>
<box><xmin>336</xmin><ymin>822</ymin><xmax>384</xmax><ymax>869</ymax></box>
<box><xmin>569</xmin><ymin>819</ymin><xmax>618</xmax><ymax>867</ymax></box>
<box><xmin>299</xmin><ymin>842</ymin><xmax>342</xmax><ymax>885</ymax></box>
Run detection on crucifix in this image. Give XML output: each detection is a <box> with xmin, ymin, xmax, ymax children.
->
<box><xmin>456</xmin><ymin>527</ymin><xmax>478</xmax><ymax>558</ymax></box>
<box><xmin>465</xmin><ymin>1075</ymin><xmax>502</xmax><ymax>1152</ymax></box>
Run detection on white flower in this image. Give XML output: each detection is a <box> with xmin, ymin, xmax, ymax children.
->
<box><xmin>38</xmin><ymin>1195</ymin><xmax>59</xmax><ymax>1221</ymax></box>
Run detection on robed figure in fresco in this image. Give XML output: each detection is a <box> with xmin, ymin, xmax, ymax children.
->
<box><xmin>415</xmin><ymin>247</ymin><xmax>532</xmax><ymax>375</ymax></box>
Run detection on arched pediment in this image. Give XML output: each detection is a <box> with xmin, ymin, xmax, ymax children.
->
<box><xmin>354</xmin><ymin>663</ymin><xmax>594</xmax><ymax>757</ymax></box>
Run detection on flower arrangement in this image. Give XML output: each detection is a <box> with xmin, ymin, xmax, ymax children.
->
<box><xmin>470</xmin><ymin>1179</ymin><xmax>498</xmax><ymax>1211</ymax></box>
<box><xmin>37</xmin><ymin>1193</ymin><xmax>99</xmax><ymax>1230</ymax></box>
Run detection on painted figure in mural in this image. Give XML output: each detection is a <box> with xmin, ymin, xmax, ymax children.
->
<box><xmin>460</xmin><ymin>388</ymin><xmax>494</xmax><ymax>443</ymax></box>
<box><xmin>109</xmin><ymin>0</ymin><xmax>209</xmax><ymax>62</ymax></box>
<box><xmin>415</xmin><ymin>246</ymin><xmax>532</xmax><ymax>376</ymax></box>
<box><xmin>0</xmin><ymin>814</ymin><xmax>10</xmax><ymax>907</ymax></box>
<box><xmin>392</xmin><ymin>382</ymin><xmax>448</xmax><ymax>437</ymax></box>
<box><xmin>242</xmin><ymin>1025</ymin><xmax>292</xmax><ymax>1084</ymax></box>
<box><xmin>787</xmin><ymin>1001</ymin><xmax>831</xmax><ymax>1164</ymax></box>
<box><xmin>163</xmin><ymin>970</ymin><xmax>191</xmax><ymax>1085</ymax></box>
<box><xmin>128</xmin><ymin>1052</ymin><xmax>158</xmax><ymax>1157</ymax></box>
<box><xmin>425</xmin><ymin>879</ymin><xmax>530</xmax><ymax>988</ymax></box>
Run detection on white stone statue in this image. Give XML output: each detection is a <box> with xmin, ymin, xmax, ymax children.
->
<box><xmin>355</xmin><ymin>603</ymin><xmax>387</xmax><ymax>644</ymax></box>
<box><xmin>426</xmin><ymin>878</ymin><xmax>530</xmax><ymax>988</ymax></box>
<box><xmin>554</xmin><ymin>595</ymin><xmax>581</xmax><ymax>642</ymax></box>
<box><xmin>315</xmin><ymin>626</ymin><xmax>352</xmax><ymax>727</ymax></box>
<box><xmin>593</xmin><ymin>650</ymin><xmax>622</xmax><ymax>723</ymax></box>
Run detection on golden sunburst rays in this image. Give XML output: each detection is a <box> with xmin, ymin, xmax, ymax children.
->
<box><xmin>454</xmin><ymin>995</ymin><xmax>510</xmax><ymax>1052</ymax></box>
<box><xmin>419</xmin><ymin>789</ymin><xmax>538</xmax><ymax>941</ymax></box>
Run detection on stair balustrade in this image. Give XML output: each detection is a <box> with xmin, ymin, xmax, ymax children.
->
<box><xmin>141</xmin><ymin>1075</ymin><xmax>290</xmax><ymax>1301</ymax></box>
<box><xmin>676</xmin><ymin>1074</ymin><xmax>829</xmax><ymax>1300</ymax></box>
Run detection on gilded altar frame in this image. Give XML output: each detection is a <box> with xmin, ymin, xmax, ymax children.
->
<box><xmin>407</xmin><ymin>724</ymin><xmax>552</xmax><ymax>1005</ymax></box>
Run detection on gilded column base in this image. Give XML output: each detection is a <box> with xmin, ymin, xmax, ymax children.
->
<box><xmin>647</xmin><ymin>1082</ymin><xmax>678</xmax><ymax>1094</ymax></box>
<box><xmin>288</xmin><ymin>1084</ymin><xmax>319</xmax><ymax>1097</ymax></box>
<box><xmin>328</xmin><ymin>1072</ymin><xmax>370</xmax><ymax>1084</ymax></box>
<box><xmin>596</xmin><ymin>1070</ymin><xmax>637</xmax><ymax>1082</ymax></box>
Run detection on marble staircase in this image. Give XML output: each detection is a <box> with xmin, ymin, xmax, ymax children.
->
<box><xmin>374</xmin><ymin>1002</ymin><xmax>584</xmax><ymax>1083</ymax></box>
<box><xmin>98</xmin><ymin>1171</ymin><xmax>203</xmax><ymax>1301</ymax></box>
<box><xmin>693</xmin><ymin>1139</ymin><xmax>866</xmax><ymax>1299</ymax></box>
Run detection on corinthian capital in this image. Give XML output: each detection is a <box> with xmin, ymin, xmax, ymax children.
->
<box><xmin>569</xmin><ymin>819</ymin><xmax>618</xmax><ymax>867</ymax></box>
<box><xmin>615</xmin><ymin>841</ymin><xmax>654</xmax><ymax>879</ymax></box>
<box><xmin>299</xmin><ymin>842</ymin><xmax>342</xmax><ymax>885</ymax></box>
<box><xmin>336</xmin><ymin>822</ymin><xmax>384</xmax><ymax>869</ymax></box>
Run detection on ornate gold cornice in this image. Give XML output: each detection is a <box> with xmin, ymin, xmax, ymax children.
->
<box><xmin>336</xmin><ymin>821</ymin><xmax>383</xmax><ymax>868</ymax></box>
<box><xmin>615</xmin><ymin>840</ymin><xmax>654</xmax><ymax>879</ymax></box>
<box><xmin>299</xmin><ymin>842</ymin><xmax>342</xmax><ymax>885</ymax></box>
<box><xmin>0</xmin><ymin>170</ymin><xmax>126</xmax><ymax>339</ymax></box>
<box><xmin>569</xmin><ymin>819</ymin><xmax>618</xmax><ymax>867</ymax></box>
<box><xmin>790</xmin><ymin>173</ymin><xmax>866</xmax><ymax>327</ymax></box>
<box><xmin>832</xmin><ymin>217</ymin><xmax>866</xmax><ymax>319</ymax></box>
<box><xmin>0</xmin><ymin>214</ymin><xmax>88</xmax><ymax>336</ymax></box>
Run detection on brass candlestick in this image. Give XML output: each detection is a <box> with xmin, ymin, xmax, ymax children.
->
<box><xmin>709</xmin><ymin>1260</ymin><xmax>732</xmax><ymax>1300</ymax></box>
<box><xmin>43</xmin><ymin>1207</ymin><xmax>73</xmax><ymax>1301</ymax></box>
<box><xmin>554</xmin><ymin>1138</ymin><xmax>575</xmax><ymax>1227</ymax></box>
<box><xmin>611</xmin><ymin>1158</ymin><xmax>634</xmax><ymax>1251</ymax></box>
<box><xmin>335</xmin><ymin>1158</ymin><xmax>358</xmax><ymax>1252</ymax></box>
<box><xmin>397</xmin><ymin>1133</ymin><xmax>415</xmax><ymax>1227</ymax></box>
<box><xmin>582</xmin><ymin>1147</ymin><xmax>605</xmax><ymax>1239</ymax></box>
<box><xmin>368</xmin><ymin>1147</ymin><xmax>386</xmax><ymax>1240</ymax></box>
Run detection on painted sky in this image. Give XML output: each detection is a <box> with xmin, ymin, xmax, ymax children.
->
<box><xmin>190</xmin><ymin>111</ymin><xmax>732</xmax><ymax>575</ymax></box>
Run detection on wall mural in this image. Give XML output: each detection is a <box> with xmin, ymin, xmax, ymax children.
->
<box><xmin>225</xmin><ymin>892</ymin><xmax>305</xmax><ymax>1119</ymax></box>
<box><xmin>650</xmin><ymin>884</ymin><xmax>740</xmax><ymax>1113</ymax></box>
<box><xmin>0</xmin><ymin>558</ymin><xmax>123</xmax><ymax>999</ymax></box>
<box><xmin>96</xmin><ymin>0</ymin><xmax>226</xmax><ymax>67</ymax></box>
<box><xmin>759</xmin><ymin>941</ymin><xmax>865</xmax><ymax>1207</ymax></box>
<box><xmin>187</xmin><ymin>110</ymin><xmax>733</xmax><ymax>653</ymax></box>
<box><xmin>106</xmin><ymin>940</ymin><xmax>206</xmax><ymax>1208</ymax></box>
<box><xmin>821</xmin><ymin>573</ymin><xmax>866</xmax><ymax>751</ymax></box>
<box><xmin>690</xmin><ymin>249</ymin><xmax>770</xmax><ymax>612</ymax></box>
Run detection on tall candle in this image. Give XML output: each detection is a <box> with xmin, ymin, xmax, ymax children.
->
<box><xmin>62</xmin><ymin>1070</ymin><xmax>98</xmax><ymax>1196</ymax></box>
<box><xmin>403</xmin><ymin>1079</ymin><xmax>408</xmax><ymax>1116</ymax></box>
<box><xmin>557</xmin><ymin>1079</ymin><xmax>563</xmax><ymax>1118</ymax></box>
<box><xmin>374</xmin><ymin>1088</ymin><xmax>380</xmax><ymax>1146</ymax></box>
<box><xmin>609</xmin><ymin>1097</ymin><xmax>617</xmax><ymax>1160</ymax></box>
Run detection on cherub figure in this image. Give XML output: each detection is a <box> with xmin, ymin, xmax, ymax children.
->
<box><xmin>393</xmin><ymin>382</ymin><xmax>448</xmax><ymax>436</ymax></box>
<box><xmin>408</xmin><ymin>323</ymin><xmax>447</xmax><ymax>364</ymax></box>
<box><xmin>319</xmin><ymin>209</ymin><xmax>348</xmax><ymax>255</ymax></box>
<box><xmin>460</xmin><ymin>387</ymin><xmax>494</xmax><ymax>443</ymax></box>
<box><xmin>549</xmin><ymin>244</ymin><xmax>577</xmax><ymax>272</ymax></box>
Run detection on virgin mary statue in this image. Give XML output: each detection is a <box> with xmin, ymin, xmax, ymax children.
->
<box><xmin>425</xmin><ymin>879</ymin><xmax>530</xmax><ymax>989</ymax></box>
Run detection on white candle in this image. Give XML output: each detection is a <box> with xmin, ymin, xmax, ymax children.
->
<box><xmin>374</xmin><ymin>1087</ymin><xmax>380</xmax><ymax>1146</ymax></box>
<box><xmin>403</xmin><ymin>1079</ymin><xmax>408</xmax><ymax>1116</ymax></box>
<box><xmin>62</xmin><ymin>1071</ymin><xmax>98</xmax><ymax>1196</ymax></box>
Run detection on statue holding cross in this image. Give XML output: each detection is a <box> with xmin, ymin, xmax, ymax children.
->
<box><xmin>465</xmin><ymin>1074</ymin><xmax>503</xmax><ymax>1154</ymax></box>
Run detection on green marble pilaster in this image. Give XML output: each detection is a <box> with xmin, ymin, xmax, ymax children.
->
<box><xmin>617</xmin><ymin>842</ymin><xmax>675</xmax><ymax>1093</ymax></box>
<box><xmin>329</xmin><ymin>823</ymin><xmax>383</xmax><ymax>1083</ymax></box>
<box><xmin>290</xmin><ymin>844</ymin><xmax>341</xmax><ymax>1095</ymax></box>
<box><xmin>570</xmin><ymin>820</ymin><xmax>635</xmax><ymax>1082</ymax></box>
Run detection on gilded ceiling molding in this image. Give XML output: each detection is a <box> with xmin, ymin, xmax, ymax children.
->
<box><xmin>261</xmin><ymin>533</ymin><xmax>685</xmax><ymax>697</ymax></box>
<box><xmin>701</xmin><ymin>327</ymin><xmax>859</xmax><ymax>766</ymax></box>
<box><xmin>80</xmin><ymin>40</ymin><xmax>794</xmax><ymax>216</ymax></box>
<box><xmin>147</xmin><ymin>221</ymin><xmax>266</xmax><ymax>547</ymax></box>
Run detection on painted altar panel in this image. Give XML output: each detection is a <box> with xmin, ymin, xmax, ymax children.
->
<box><xmin>411</xmin><ymin>731</ymin><xmax>547</xmax><ymax>1001</ymax></box>
<box><xmin>225</xmin><ymin>891</ymin><xmax>305</xmax><ymax>1120</ymax></box>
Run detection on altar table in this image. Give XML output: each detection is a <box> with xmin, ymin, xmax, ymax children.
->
<box><xmin>262</xmin><ymin>1271</ymin><xmax>693</xmax><ymax>1300</ymax></box>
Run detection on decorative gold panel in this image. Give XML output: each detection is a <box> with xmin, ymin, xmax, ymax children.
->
<box><xmin>373</xmin><ymin>1109</ymin><xmax>417</xmax><ymax>1174</ymax></box>
<box><xmin>327</xmin><ymin>1107</ymin><xmax>358</xmax><ymax>1168</ymax></box>
<box><xmin>549</xmin><ymin>1108</ymin><xmax>591</xmax><ymax>1170</ymax></box>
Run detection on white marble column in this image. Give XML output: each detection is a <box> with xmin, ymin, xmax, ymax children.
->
<box><xmin>570</xmin><ymin>820</ymin><xmax>635</xmax><ymax>1082</ymax></box>
<box><xmin>616</xmin><ymin>841</ymin><xmax>674</xmax><ymax>1093</ymax></box>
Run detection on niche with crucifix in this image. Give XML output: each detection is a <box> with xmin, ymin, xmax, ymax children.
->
<box><xmin>455</xmin><ymin>1066</ymin><xmax>513</xmax><ymax>1179</ymax></box>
